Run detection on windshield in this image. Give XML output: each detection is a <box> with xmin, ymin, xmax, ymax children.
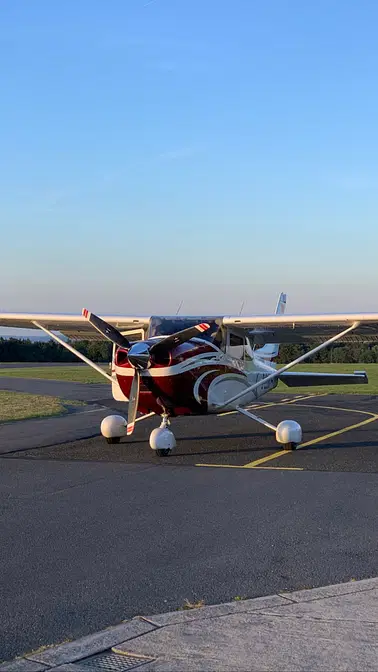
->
<box><xmin>148</xmin><ymin>317</ymin><xmax>221</xmax><ymax>343</ymax></box>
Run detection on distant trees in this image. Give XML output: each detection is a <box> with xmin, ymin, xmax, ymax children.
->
<box><xmin>276</xmin><ymin>343</ymin><xmax>378</xmax><ymax>364</ymax></box>
<box><xmin>1</xmin><ymin>338</ymin><xmax>378</xmax><ymax>365</ymax></box>
<box><xmin>0</xmin><ymin>338</ymin><xmax>112</xmax><ymax>363</ymax></box>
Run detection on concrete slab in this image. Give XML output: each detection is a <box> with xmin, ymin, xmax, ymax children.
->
<box><xmin>0</xmin><ymin>662</ymin><xmax>49</xmax><ymax>672</ymax></box>
<box><xmin>260</xmin><ymin>586</ymin><xmax>378</xmax><ymax>621</ymax></box>
<box><xmin>142</xmin><ymin>595</ymin><xmax>290</xmax><ymax>627</ymax></box>
<box><xmin>279</xmin><ymin>576</ymin><xmax>378</xmax><ymax>602</ymax></box>
<box><xmin>115</xmin><ymin>609</ymin><xmax>378</xmax><ymax>671</ymax></box>
<box><xmin>2</xmin><ymin>579</ymin><xmax>378</xmax><ymax>671</ymax></box>
<box><xmin>52</xmin><ymin>666</ymin><xmax>93</xmax><ymax>672</ymax></box>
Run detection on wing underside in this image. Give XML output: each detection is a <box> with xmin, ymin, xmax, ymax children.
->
<box><xmin>0</xmin><ymin>313</ymin><xmax>151</xmax><ymax>341</ymax></box>
<box><xmin>2</xmin><ymin>311</ymin><xmax>378</xmax><ymax>344</ymax></box>
<box><xmin>223</xmin><ymin>314</ymin><xmax>378</xmax><ymax>343</ymax></box>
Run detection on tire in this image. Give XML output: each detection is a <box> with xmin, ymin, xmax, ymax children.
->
<box><xmin>156</xmin><ymin>449</ymin><xmax>172</xmax><ymax>457</ymax></box>
<box><xmin>284</xmin><ymin>442</ymin><xmax>297</xmax><ymax>451</ymax></box>
<box><xmin>106</xmin><ymin>436</ymin><xmax>121</xmax><ymax>444</ymax></box>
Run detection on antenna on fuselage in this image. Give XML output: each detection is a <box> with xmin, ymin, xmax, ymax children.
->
<box><xmin>239</xmin><ymin>301</ymin><xmax>245</xmax><ymax>316</ymax></box>
<box><xmin>176</xmin><ymin>299</ymin><xmax>184</xmax><ymax>315</ymax></box>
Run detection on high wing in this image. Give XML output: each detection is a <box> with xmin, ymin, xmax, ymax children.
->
<box><xmin>0</xmin><ymin>313</ymin><xmax>151</xmax><ymax>341</ymax></box>
<box><xmin>222</xmin><ymin>313</ymin><xmax>378</xmax><ymax>343</ymax></box>
<box><xmin>3</xmin><ymin>310</ymin><xmax>378</xmax><ymax>344</ymax></box>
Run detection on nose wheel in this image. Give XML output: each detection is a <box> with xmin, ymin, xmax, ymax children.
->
<box><xmin>150</xmin><ymin>414</ymin><xmax>176</xmax><ymax>457</ymax></box>
<box><xmin>283</xmin><ymin>442</ymin><xmax>298</xmax><ymax>451</ymax></box>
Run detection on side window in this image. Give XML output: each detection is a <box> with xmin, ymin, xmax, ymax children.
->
<box><xmin>227</xmin><ymin>331</ymin><xmax>245</xmax><ymax>360</ymax></box>
<box><xmin>229</xmin><ymin>333</ymin><xmax>244</xmax><ymax>347</ymax></box>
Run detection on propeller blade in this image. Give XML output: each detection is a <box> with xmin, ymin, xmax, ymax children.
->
<box><xmin>127</xmin><ymin>369</ymin><xmax>140</xmax><ymax>435</ymax></box>
<box><xmin>150</xmin><ymin>322</ymin><xmax>211</xmax><ymax>359</ymax></box>
<box><xmin>82</xmin><ymin>309</ymin><xmax>130</xmax><ymax>348</ymax></box>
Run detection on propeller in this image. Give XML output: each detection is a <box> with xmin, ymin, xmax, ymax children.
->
<box><xmin>126</xmin><ymin>323</ymin><xmax>210</xmax><ymax>434</ymax></box>
<box><xmin>150</xmin><ymin>322</ymin><xmax>210</xmax><ymax>360</ymax></box>
<box><xmin>126</xmin><ymin>341</ymin><xmax>152</xmax><ymax>435</ymax></box>
<box><xmin>82</xmin><ymin>310</ymin><xmax>211</xmax><ymax>435</ymax></box>
<box><xmin>127</xmin><ymin>366</ymin><xmax>140</xmax><ymax>436</ymax></box>
<box><xmin>82</xmin><ymin>309</ymin><xmax>130</xmax><ymax>348</ymax></box>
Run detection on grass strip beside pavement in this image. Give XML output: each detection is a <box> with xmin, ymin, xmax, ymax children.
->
<box><xmin>0</xmin><ymin>362</ymin><xmax>377</xmax><ymax>393</ymax></box>
<box><xmin>273</xmin><ymin>363</ymin><xmax>378</xmax><ymax>395</ymax></box>
<box><xmin>0</xmin><ymin>391</ymin><xmax>85</xmax><ymax>422</ymax></box>
<box><xmin>0</xmin><ymin>365</ymin><xmax>108</xmax><ymax>384</ymax></box>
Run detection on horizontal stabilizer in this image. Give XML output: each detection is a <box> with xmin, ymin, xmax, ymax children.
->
<box><xmin>280</xmin><ymin>371</ymin><xmax>368</xmax><ymax>387</ymax></box>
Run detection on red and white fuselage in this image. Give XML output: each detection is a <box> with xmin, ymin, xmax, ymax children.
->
<box><xmin>112</xmin><ymin>337</ymin><xmax>277</xmax><ymax>417</ymax></box>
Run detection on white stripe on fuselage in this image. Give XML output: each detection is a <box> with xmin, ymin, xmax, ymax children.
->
<box><xmin>114</xmin><ymin>352</ymin><xmax>223</xmax><ymax>378</ymax></box>
<box><xmin>114</xmin><ymin>350</ymin><xmax>276</xmax><ymax>384</ymax></box>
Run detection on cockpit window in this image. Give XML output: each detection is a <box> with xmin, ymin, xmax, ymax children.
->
<box><xmin>149</xmin><ymin>317</ymin><xmax>221</xmax><ymax>343</ymax></box>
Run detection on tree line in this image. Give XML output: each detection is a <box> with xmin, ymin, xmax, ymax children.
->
<box><xmin>1</xmin><ymin>337</ymin><xmax>378</xmax><ymax>364</ymax></box>
<box><xmin>276</xmin><ymin>343</ymin><xmax>378</xmax><ymax>364</ymax></box>
<box><xmin>0</xmin><ymin>338</ymin><xmax>112</xmax><ymax>363</ymax></box>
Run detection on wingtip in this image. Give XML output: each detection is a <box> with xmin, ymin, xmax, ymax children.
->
<box><xmin>127</xmin><ymin>423</ymin><xmax>135</xmax><ymax>436</ymax></box>
<box><xmin>197</xmin><ymin>322</ymin><xmax>211</xmax><ymax>332</ymax></box>
<box><xmin>82</xmin><ymin>308</ymin><xmax>89</xmax><ymax>318</ymax></box>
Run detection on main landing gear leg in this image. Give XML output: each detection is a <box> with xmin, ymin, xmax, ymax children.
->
<box><xmin>236</xmin><ymin>406</ymin><xmax>302</xmax><ymax>450</ymax></box>
<box><xmin>149</xmin><ymin>414</ymin><xmax>176</xmax><ymax>457</ymax></box>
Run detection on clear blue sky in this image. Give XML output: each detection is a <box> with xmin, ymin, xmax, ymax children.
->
<box><xmin>1</xmin><ymin>0</ymin><xmax>378</xmax><ymax>317</ymax></box>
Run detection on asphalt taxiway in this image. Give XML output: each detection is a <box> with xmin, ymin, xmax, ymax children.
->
<box><xmin>0</xmin><ymin>390</ymin><xmax>377</xmax><ymax>661</ymax></box>
<box><xmin>4</xmin><ymin>392</ymin><xmax>378</xmax><ymax>473</ymax></box>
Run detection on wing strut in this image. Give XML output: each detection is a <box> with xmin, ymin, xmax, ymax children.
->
<box><xmin>32</xmin><ymin>321</ymin><xmax>114</xmax><ymax>383</ymax></box>
<box><xmin>216</xmin><ymin>321</ymin><xmax>361</xmax><ymax>411</ymax></box>
<box><xmin>236</xmin><ymin>405</ymin><xmax>277</xmax><ymax>430</ymax></box>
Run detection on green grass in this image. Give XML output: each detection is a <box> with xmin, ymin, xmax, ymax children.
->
<box><xmin>0</xmin><ymin>365</ymin><xmax>108</xmax><ymax>384</ymax></box>
<box><xmin>0</xmin><ymin>390</ymin><xmax>84</xmax><ymax>423</ymax></box>
<box><xmin>273</xmin><ymin>363</ymin><xmax>378</xmax><ymax>395</ymax></box>
<box><xmin>0</xmin><ymin>362</ymin><xmax>377</xmax><ymax>394</ymax></box>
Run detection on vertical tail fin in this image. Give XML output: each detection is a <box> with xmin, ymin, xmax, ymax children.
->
<box><xmin>254</xmin><ymin>292</ymin><xmax>286</xmax><ymax>363</ymax></box>
<box><xmin>275</xmin><ymin>292</ymin><xmax>287</xmax><ymax>316</ymax></box>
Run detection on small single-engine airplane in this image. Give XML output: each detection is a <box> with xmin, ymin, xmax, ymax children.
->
<box><xmin>1</xmin><ymin>293</ymin><xmax>377</xmax><ymax>455</ymax></box>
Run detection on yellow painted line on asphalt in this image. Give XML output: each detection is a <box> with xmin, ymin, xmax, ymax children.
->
<box><xmin>217</xmin><ymin>393</ymin><xmax>327</xmax><ymax>417</ymax></box>
<box><xmin>254</xmin><ymin>465</ymin><xmax>304</xmax><ymax>470</ymax></box>
<box><xmin>263</xmin><ymin>394</ymin><xmax>323</xmax><ymax>404</ymax></box>
<box><xmin>243</xmin><ymin>449</ymin><xmax>288</xmax><ymax>468</ymax></box>
<box><xmin>280</xmin><ymin>393</ymin><xmax>329</xmax><ymax>405</ymax></box>
<box><xmin>295</xmin><ymin>402</ymin><xmax>378</xmax><ymax>418</ymax></box>
<box><xmin>245</xmin><ymin>403</ymin><xmax>378</xmax><ymax>466</ymax></box>
<box><xmin>206</xmin><ymin>394</ymin><xmax>326</xmax><ymax>469</ymax></box>
<box><xmin>240</xmin><ymin>395</ymin><xmax>328</xmax><ymax>468</ymax></box>
<box><xmin>201</xmin><ymin>396</ymin><xmax>378</xmax><ymax>470</ymax></box>
<box><xmin>255</xmin><ymin>394</ymin><xmax>325</xmax><ymax>409</ymax></box>
<box><xmin>297</xmin><ymin>408</ymin><xmax>378</xmax><ymax>450</ymax></box>
<box><xmin>195</xmin><ymin>462</ymin><xmax>303</xmax><ymax>471</ymax></box>
<box><xmin>218</xmin><ymin>402</ymin><xmax>263</xmax><ymax>417</ymax></box>
<box><xmin>196</xmin><ymin>463</ymin><xmax>247</xmax><ymax>468</ymax></box>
